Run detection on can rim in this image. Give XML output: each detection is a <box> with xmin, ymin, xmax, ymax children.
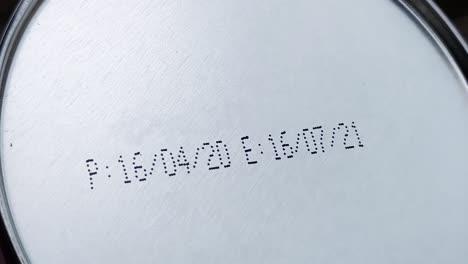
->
<box><xmin>0</xmin><ymin>1</ymin><xmax>43</xmax><ymax>262</ymax></box>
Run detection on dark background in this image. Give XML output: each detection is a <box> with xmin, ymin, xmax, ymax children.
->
<box><xmin>0</xmin><ymin>0</ymin><xmax>467</xmax><ymax>263</ymax></box>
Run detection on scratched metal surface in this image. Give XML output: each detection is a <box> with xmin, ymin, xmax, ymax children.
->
<box><xmin>1</xmin><ymin>0</ymin><xmax>468</xmax><ymax>263</ymax></box>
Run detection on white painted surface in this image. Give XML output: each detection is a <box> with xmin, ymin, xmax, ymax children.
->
<box><xmin>1</xmin><ymin>0</ymin><xmax>468</xmax><ymax>263</ymax></box>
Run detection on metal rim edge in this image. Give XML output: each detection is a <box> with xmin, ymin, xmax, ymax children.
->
<box><xmin>396</xmin><ymin>0</ymin><xmax>468</xmax><ymax>86</ymax></box>
<box><xmin>0</xmin><ymin>1</ymin><xmax>42</xmax><ymax>263</ymax></box>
